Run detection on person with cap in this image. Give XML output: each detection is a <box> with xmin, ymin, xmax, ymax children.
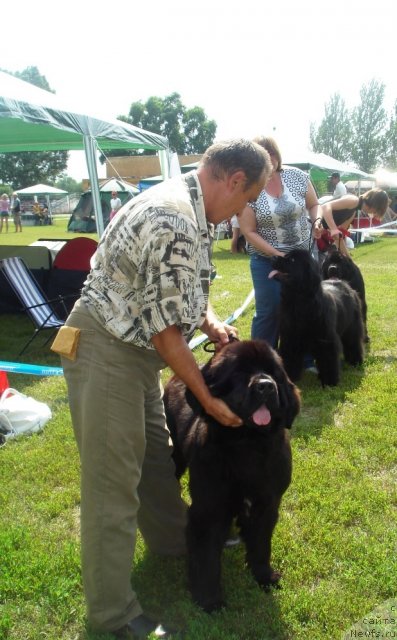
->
<box><xmin>110</xmin><ymin>190</ymin><xmax>122</xmax><ymax>221</ymax></box>
<box><xmin>330</xmin><ymin>172</ymin><xmax>347</xmax><ymax>199</ymax></box>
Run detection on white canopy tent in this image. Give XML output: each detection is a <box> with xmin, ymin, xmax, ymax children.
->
<box><xmin>0</xmin><ymin>71</ymin><xmax>170</xmax><ymax>236</ymax></box>
<box><xmin>16</xmin><ymin>183</ymin><xmax>68</xmax><ymax>195</ymax></box>
<box><xmin>16</xmin><ymin>183</ymin><xmax>69</xmax><ymax>221</ymax></box>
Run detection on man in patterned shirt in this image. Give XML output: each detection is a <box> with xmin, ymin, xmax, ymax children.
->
<box><xmin>58</xmin><ymin>139</ymin><xmax>271</xmax><ymax>639</ymax></box>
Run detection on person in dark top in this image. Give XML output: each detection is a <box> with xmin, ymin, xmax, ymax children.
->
<box><xmin>315</xmin><ymin>188</ymin><xmax>390</xmax><ymax>255</ymax></box>
<box><xmin>11</xmin><ymin>193</ymin><xmax>22</xmax><ymax>232</ymax></box>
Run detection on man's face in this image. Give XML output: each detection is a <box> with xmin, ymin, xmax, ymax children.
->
<box><xmin>209</xmin><ymin>168</ymin><xmax>268</xmax><ymax>224</ymax></box>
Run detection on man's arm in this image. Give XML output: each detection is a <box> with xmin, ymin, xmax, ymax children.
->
<box><xmin>151</xmin><ymin>325</ymin><xmax>242</xmax><ymax>427</ymax></box>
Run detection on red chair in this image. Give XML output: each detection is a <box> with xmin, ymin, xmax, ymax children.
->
<box><xmin>52</xmin><ymin>237</ymin><xmax>98</xmax><ymax>271</ymax></box>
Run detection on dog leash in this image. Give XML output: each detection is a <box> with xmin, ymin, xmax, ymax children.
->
<box><xmin>309</xmin><ymin>217</ymin><xmax>322</xmax><ymax>256</ymax></box>
<box><xmin>203</xmin><ymin>334</ymin><xmax>239</xmax><ymax>353</ymax></box>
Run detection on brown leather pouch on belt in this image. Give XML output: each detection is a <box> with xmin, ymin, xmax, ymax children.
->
<box><xmin>50</xmin><ymin>326</ymin><xmax>81</xmax><ymax>361</ymax></box>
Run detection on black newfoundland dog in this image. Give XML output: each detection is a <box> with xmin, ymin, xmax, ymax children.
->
<box><xmin>321</xmin><ymin>247</ymin><xmax>369</xmax><ymax>342</ymax></box>
<box><xmin>270</xmin><ymin>249</ymin><xmax>365</xmax><ymax>387</ymax></box>
<box><xmin>164</xmin><ymin>339</ymin><xmax>300</xmax><ymax>613</ymax></box>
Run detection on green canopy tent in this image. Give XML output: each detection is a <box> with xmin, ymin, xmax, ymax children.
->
<box><xmin>0</xmin><ymin>71</ymin><xmax>169</xmax><ymax>236</ymax></box>
<box><xmin>283</xmin><ymin>151</ymin><xmax>373</xmax><ymax>196</ymax></box>
<box><xmin>69</xmin><ymin>178</ymin><xmax>140</xmax><ymax>232</ymax></box>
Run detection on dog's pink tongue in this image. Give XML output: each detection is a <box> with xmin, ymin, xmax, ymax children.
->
<box><xmin>252</xmin><ymin>405</ymin><xmax>271</xmax><ymax>426</ymax></box>
<box><xmin>268</xmin><ymin>270</ymin><xmax>278</xmax><ymax>279</ymax></box>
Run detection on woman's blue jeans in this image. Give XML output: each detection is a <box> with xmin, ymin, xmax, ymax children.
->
<box><xmin>250</xmin><ymin>254</ymin><xmax>280</xmax><ymax>348</ymax></box>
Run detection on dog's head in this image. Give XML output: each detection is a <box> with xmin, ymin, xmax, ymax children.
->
<box><xmin>269</xmin><ymin>249</ymin><xmax>321</xmax><ymax>292</ymax></box>
<box><xmin>188</xmin><ymin>339</ymin><xmax>300</xmax><ymax>430</ymax></box>
<box><xmin>321</xmin><ymin>248</ymin><xmax>356</xmax><ymax>281</ymax></box>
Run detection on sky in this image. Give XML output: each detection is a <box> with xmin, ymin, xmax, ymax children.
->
<box><xmin>2</xmin><ymin>0</ymin><xmax>397</xmax><ymax>180</ymax></box>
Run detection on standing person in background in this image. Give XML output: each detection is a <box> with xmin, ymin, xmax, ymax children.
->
<box><xmin>330</xmin><ymin>172</ymin><xmax>347</xmax><ymax>199</ymax></box>
<box><xmin>110</xmin><ymin>190</ymin><xmax>122</xmax><ymax>221</ymax></box>
<box><xmin>56</xmin><ymin>139</ymin><xmax>271</xmax><ymax>639</ymax></box>
<box><xmin>230</xmin><ymin>214</ymin><xmax>245</xmax><ymax>253</ymax></box>
<box><xmin>316</xmin><ymin>188</ymin><xmax>390</xmax><ymax>256</ymax></box>
<box><xmin>238</xmin><ymin>136</ymin><xmax>322</xmax><ymax>348</ymax></box>
<box><xmin>11</xmin><ymin>192</ymin><xmax>22</xmax><ymax>232</ymax></box>
<box><xmin>0</xmin><ymin>193</ymin><xmax>10</xmax><ymax>233</ymax></box>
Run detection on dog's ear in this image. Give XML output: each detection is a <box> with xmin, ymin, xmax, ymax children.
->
<box><xmin>185</xmin><ymin>387</ymin><xmax>205</xmax><ymax>415</ymax></box>
<box><xmin>276</xmin><ymin>367</ymin><xmax>301</xmax><ymax>429</ymax></box>
<box><xmin>184</xmin><ymin>355</ymin><xmax>225</xmax><ymax>415</ymax></box>
<box><xmin>307</xmin><ymin>254</ymin><xmax>322</xmax><ymax>291</ymax></box>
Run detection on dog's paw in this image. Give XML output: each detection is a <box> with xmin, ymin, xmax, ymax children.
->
<box><xmin>253</xmin><ymin>566</ymin><xmax>282</xmax><ymax>591</ymax></box>
<box><xmin>196</xmin><ymin>598</ymin><xmax>226</xmax><ymax>614</ymax></box>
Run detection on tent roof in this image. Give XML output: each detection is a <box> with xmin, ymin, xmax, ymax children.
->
<box><xmin>16</xmin><ymin>183</ymin><xmax>68</xmax><ymax>195</ymax></box>
<box><xmin>0</xmin><ymin>71</ymin><xmax>168</xmax><ymax>153</ymax></box>
<box><xmin>283</xmin><ymin>151</ymin><xmax>372</xmax><ymax>180</ymax></box>
<box><xmin>0</xmin><ymin>71</ymin><xmax>169</xmax><ymax>235</ymax></box>
<box><xmin>98</xmin><ymin>178</ymin><xmax>139</xmax><ymax>194</ymax></box>
<box><xmin>344</xmin><ymin>179</ymin><xmax>375</xmax><ymax>190</ymax></box>
<box><xmin>374</xmin><ymin>169</ymin><xmax>397</xmax><ymax>189</ymax></box>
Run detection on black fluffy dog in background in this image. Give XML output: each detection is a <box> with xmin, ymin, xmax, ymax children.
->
<box><xmin>321</xmin><ymin>246</ymin><xmax>369</xmax><ymax>342</ymax></box>
<box><xmin>164</xmin><ymin>339</ymin><xmax>300</xmax><ymax>613</ymax></box>
<box><xmin>270</xmin><ymin>249</ymin><xmax>365</xmax><ymax>387</ymax></box>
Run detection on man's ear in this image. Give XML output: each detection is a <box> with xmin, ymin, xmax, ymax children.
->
<box><xmin>226</xmin><ymin>170</ymin><xmax>246</xmax><ymax>192</ymax></box>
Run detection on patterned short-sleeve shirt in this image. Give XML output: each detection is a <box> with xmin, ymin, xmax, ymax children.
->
<box><xmin>81</xmin><ymin>172</ymin><xmax>213</xmax><ymax>348</ymax></box>
<box><xmin>247</xmin><ymin>166</ymin><xmax>311</xmax><ymax>255</ymax></box>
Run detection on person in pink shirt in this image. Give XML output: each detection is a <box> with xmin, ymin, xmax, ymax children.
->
<box><xmin>0</xmin><ymin>193</ymin><xmax>10</xmax><ymax>233</ymax></box>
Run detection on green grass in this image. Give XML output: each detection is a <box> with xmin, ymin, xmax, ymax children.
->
<box><xmin>0</xmin><ymin>216</ymin><xmax>98</xmax><ymax>246</ymax></box>
<box><xmin>0</xmin><ymin>235</ymin><xmax>397</xmax><ymax>639</ymax></box>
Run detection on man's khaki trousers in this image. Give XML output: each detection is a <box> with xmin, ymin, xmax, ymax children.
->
<box><xmin>61</xmin><ymin>300</ymin><xmax>187</xmax><ymax>632</ymax></box>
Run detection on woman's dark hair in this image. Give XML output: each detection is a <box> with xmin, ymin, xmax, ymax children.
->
<box><xmin>253</xmin><ymin>136</ymin><xmax>282</xmax><ymax>171</ymax></box>
<box><xmin>361</xmin><ymin>188</ymin><xmax>390</xmax><ymax>219</ymax></box>
<box><xmin>201</xmin><ymin>139</ymin><xmax>271</xmax><ymax>189</ymax></box>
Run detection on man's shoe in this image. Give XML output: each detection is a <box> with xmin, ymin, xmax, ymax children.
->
<box><xmin>113</xmin><ymin>613</ymin><xmax>182</xmax><ymax>639</ymax></box>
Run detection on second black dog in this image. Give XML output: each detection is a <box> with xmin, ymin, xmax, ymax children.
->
<box><xmin>321</xmin><ymin>247</ymin><xmax>369</xmax><ymax>342</ymax></box>
<box><xmin>271</xmin><ymin>249</ymin><xmax>365</xmax><ymax>386</ymax></box>
<box><xmin>164</xmin><ymin>339</ymin><xmax>300</xmax><ymax>612</ymax></box>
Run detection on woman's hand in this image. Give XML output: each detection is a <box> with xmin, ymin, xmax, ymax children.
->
<box><xmin>312</xmin><ymin>220</ymin><xmax>323</xmax><ymax>239</ymax></box>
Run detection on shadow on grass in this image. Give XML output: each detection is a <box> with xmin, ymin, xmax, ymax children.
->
<box><xmin>79</xmin><ymin>545</ymin><xmax>289</xmax><ymax>639</ymax></box>
<box><xmin>131</xmin><ymin>547</ymin><xmax>288</xmax><ymax>640</ymax></box>
<box><xmin>290</xmin><ymin>358</ymin><xmax>367</xmax><ymax>442</ymax></box>
<box><xmin>0</xmin><ymin>313</ymin><xmax>61</xmax><ymax>364</ymax></box>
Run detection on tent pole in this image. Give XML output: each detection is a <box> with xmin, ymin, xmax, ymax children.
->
<box><xmin>158</xmin><ymin>148</ymin><xmax>171</xmax><ymax>180</ymax></box>
<box><xmin>46</xmin><ymin>194</ymin><xmax>52</xmax><ymax>224</ymax></box>
<box><xmin>83</xmin><ymin>135</ymin><xmax>104</xmax><ymax>237</ymax></box>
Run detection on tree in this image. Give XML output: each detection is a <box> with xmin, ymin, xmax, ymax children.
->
<box><xmin>183</xmin><ymin>106</ymin><xmax>217</xmax><ymax>155</ymax></box>
<box><xmin>0</xmin><ymin>151</ymin><xmax>69</xmax><ymax>189</ymax></box>
<box><xmin>0</xmin><ymin>67</ymin><xmax>69</xmax><ymax>189</ymax></box>
<box><xmin>102</xmin><ymin>92</ymin><xmax>217</xmax><ymax>161</ymax></box>
<box><xmin>55</xmin><ymin>175</ymin><xmax>82</xmax><ymax>193</ymax></box>
<box><xmin>350</xmin><ymin>79</ymin><xmax>387</xmax><ymax>173</ymax></box>
<box><xmin>383</xmin><ymin>100</ymin><xmax>397</xmax><ymax>171</ymax></box>
<box><xmin>310</xmin><ymin>93</ymin><xmax>351</xmax><ymax>161</ymax></box>
<box><xmin>310</xmin><ymin>79</ymin><xmax>394</xmax><ymax>173</ymax></box>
